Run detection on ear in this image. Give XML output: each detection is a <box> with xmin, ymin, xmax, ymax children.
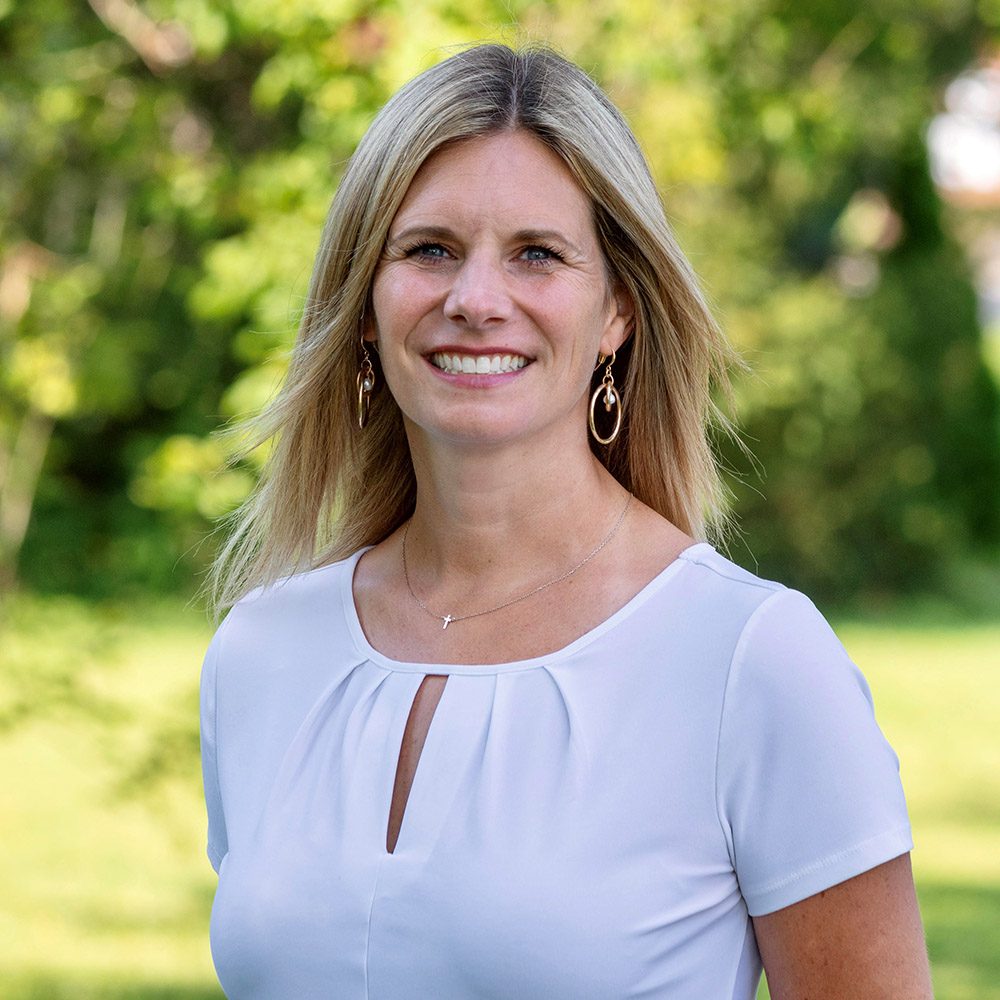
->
<box><xmin>599</xmin><ymin>280</ymin><xmax>635</xmax><ymax>357</ymax></box>
<box><xmin>361</xmin><ymin>311</ymin><xmax>378</xmax><ymax>345</ymax></box>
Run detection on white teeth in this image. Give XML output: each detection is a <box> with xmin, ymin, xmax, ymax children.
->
<box><xmin>431</xmin><ymin>352</ymin><xmax>529</xmax><ymax>374</ymax></box>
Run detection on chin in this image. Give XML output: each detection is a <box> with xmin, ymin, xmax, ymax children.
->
<box><xmin>436</xmin><ymin>424</ymin><xmax>533</xmax><ymax>449</ymax></box>
<box><xmin>409</xmin><ymin>412</ymin><xmax>540</xmax><ymax>450</ymax></box>
<box><xmin>401</xmin><ymin>399</ymin><xmax>578</xmax><ymax>451</ymax></box>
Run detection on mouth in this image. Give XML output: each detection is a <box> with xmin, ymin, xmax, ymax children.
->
<box><xmin>429</xmin><ymin>352</ymin><xmax>532</xmax><ymax>375</ymax></box>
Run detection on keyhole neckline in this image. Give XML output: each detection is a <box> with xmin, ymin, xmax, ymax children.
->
<box><xmin>343</xmin><ymin>541</ymin><xmax>715</xmax><ymax>675</ymax></box>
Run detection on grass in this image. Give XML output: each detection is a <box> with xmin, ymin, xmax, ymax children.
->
<box><xmin>833</xmin><ymin>617</ymin><xmax>1000</xmax><ymax>999</ymax></box>
<box><xmin>0</xmin><ymin>592</ymin><xmax>997</xmax><ymax>997</ymax></box>
<box><xmin>0</xmin><ymin>594</ymin><xmax>220</xmax><ymax>998</ymax></box>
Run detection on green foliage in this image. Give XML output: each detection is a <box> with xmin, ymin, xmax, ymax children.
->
<box><xmin>1</xmin><ymin>0</ymin><xmax>998</xmax><ymax>599</ymax></box>
<box><xmin>697</xmin><ymin>2</ymin><xmax>1000</xmax><ymax>600</ymax></box>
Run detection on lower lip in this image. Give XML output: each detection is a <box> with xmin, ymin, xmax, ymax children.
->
<box><xmin>425</xmin><ymin>358</ymin><xmax>532</xmax><ymax>387</ymax></box>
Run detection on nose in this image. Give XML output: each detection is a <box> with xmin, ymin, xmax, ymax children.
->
<box><xmin>442</xmin><ymin>253</ymin><xmax>513</xmax><ymax>328</ymax></box>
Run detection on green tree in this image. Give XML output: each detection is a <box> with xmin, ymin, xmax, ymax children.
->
<box><xmin>698</xmin><ymin>0</ymin><xmax>1000</xmax><ymax>600</ymax></box>
<box><xmin>2</xmin><ymin>0</ymin><xmax>997</xmax><ymax>605</ymax></box>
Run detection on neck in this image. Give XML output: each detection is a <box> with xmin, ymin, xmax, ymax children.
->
<box><xmin>401</xmin><ymin>422</ymin><xmax>629</xmax><ymax>598</ymax></box>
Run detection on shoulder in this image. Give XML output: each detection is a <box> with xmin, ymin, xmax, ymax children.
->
<box><xmin>200</xmin><ymin>548</ymin><xmax>375</xmax><ymax>751</ymax></box>
<box><xmin>670</xmin><ymin>541</ymin><xmax>794</xmax><ymax>632</ymax></box>
<box><xmin>224</xmin><ymin>549</ymin><xmax>363</xmax><ymax>637</ymax></box>
<box><xmin>689</xmin><ymin>547</ymin><xmax>885</xmax><ymax>782</ymax></box>
<box><xmin>679</xmin><ymin>541</ymin><xmax>787</xmax><ymax>595</ymax></box>
<box><xmin>623</xmin><ymin>505</ymin><xmax>790</xmax><ymax>635</ymax></box>
<box><xmin>605</xmin><ymin>539</ymin><xmax>835</xmax><ymax>711</ymax></box>
<box><xmin>658</xmin><ymin>543</ymin><xmax>873</xmax><ymax>720</ymax></box>
<box><xmin>203</xmin><ymin>549</ymin><xmax>367</xmax><ymax>683</ymax></box>
<box><xmin>682</xmin><ymin>543</ymin><xmax>856</xmax><ymax>677</ymax></box>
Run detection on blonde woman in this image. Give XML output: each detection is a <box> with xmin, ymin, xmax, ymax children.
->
<box><xmin>201</xmin><ymin>44</ymin><xmax>932</xmax><ymax>998</ymax></box>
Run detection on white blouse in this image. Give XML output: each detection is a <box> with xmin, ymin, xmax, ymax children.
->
<box><xmin>201</xmin><ymin>541</ymin><xmax>912</xmax><ymax>998</ymax></box>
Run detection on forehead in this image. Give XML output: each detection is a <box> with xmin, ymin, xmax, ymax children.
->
<box><xmin>390</xmin><ymin>130</ymin><xmax>598</xmax><ymax>241</ymax></box>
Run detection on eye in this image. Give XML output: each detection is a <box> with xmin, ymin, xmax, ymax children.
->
<box><xmin>521</xmin><ymin>244</ymin><xmax>564</xmax><ymax>266</ymax></box>
<box><xmin>405</xmin><ymin>242</ymin><xmax>452</xmax><ymax>261</ymax></box>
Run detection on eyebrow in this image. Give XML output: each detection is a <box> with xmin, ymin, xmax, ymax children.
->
<box><xmin>387</xmin><ymin>225</ymin><xmax>585</xmax><ymax>258</ymax></box>
<box><xmin>512</xmin><ymin>229</ymin><xmax>585</xmax><ymax>257</ymax></box>
<box><xmin>388</xmin><ymin>225</ymin><xmax>455</xmax><ymax>245</ymax></box>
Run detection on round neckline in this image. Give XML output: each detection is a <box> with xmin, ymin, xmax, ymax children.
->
<box><xmin>341</xmin><ymin>541</ymin><xmax>715</xmax><ymax>675</ymax></box>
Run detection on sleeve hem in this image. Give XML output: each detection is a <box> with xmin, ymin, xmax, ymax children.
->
<box><xmin>207</xmin><ymin>841</ymin><xmax>226</xmax><ymax>874</ymax></box>
<box><xmin>744</xmin><ymin>824</ymin><xmax>914</xmax><ymax>916</ymax></box>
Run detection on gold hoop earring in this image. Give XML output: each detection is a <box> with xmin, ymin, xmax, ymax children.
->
<box><xmin>357</xmin><ymin>338</ymin><xmax>375</xmax><ymax>430</ymax></box>
<box><xmin>589</xmin><ymin>349</ymin><xmax>623</xmax><ymax>445</ymax></box>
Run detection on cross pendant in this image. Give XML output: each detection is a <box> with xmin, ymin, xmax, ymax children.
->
<box><xmin>441</xmin><ymin>614</ymin><xmax>454</xmax><ymax>630</ymax></box>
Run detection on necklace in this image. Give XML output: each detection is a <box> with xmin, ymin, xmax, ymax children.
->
<box><xmin>401</xmin><ymin>493</ymin><xmax>632</xmax><ymax>630</ymax></box>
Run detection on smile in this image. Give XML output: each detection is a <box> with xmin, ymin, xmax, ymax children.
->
<box><xmin>430</xmin><ymin>352</ymin><xmax>531</xmax><ymax>374</ymax></box>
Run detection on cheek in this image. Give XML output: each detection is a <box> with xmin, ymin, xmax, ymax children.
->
<box><xmin>541</xmin><ymin>271</ymin><xmax>611</xmax><ymax>318</ymax></box>
<box><xmin>372</xmin><ymin>271</ymin><xmax>439</xmax><ymax>342</ymax></box>
<box><xmin>529</xmin><ymin>282</ymin><xmax>613</xmax><ymax>349</ymax></box>
<box><xmin>369</xmin><ymin>273</ymin><xmax>395</xmax><ymax>333</ymax></box>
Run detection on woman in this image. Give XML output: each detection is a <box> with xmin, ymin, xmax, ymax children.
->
<box><xmin>201</xmin><ymin>44</ymin><xmax>932</xmax><ymax>998</ymax></box>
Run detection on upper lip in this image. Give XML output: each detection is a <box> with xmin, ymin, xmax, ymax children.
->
<box><xmin>426</xmin><ymin>346</ymin><xmax>534</xmax><ymax>358</ymax></box>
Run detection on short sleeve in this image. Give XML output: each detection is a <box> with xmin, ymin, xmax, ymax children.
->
<box><xmin>716</xmin><ymin>587</ymin><xmax>913</xmax><ymax>916</ymax></box>
<box><xmin>200</xmin><ymin>622</ymin><xmax>229</xmax><ymax>874</ymax></box>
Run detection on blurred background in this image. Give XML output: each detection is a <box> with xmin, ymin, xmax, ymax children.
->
<box><xmin>2</xmin><ymin>0</ymin><xmax>999</xmax><ymax>997</ymax></box>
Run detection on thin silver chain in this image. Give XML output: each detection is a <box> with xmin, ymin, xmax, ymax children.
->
<box><xmin>402</xmin><ymin>494</ymin><xmax>632</xmax><ymax>630</ymax></box>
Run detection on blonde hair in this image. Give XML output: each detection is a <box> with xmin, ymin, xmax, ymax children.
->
<box><xmin>208</xmin><ymin>43</ymin><xmax>749</xmax><ymax>613</ymax></box>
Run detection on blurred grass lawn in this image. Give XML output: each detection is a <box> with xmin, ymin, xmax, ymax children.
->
<box><xmin>0</xmin><ymin>594</ymin><xmax>997</xmax><ymax>998</ymax></box>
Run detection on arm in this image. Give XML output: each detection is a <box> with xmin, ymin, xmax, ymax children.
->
<box><xmin>753</xmin><ymin>853</ymin><xmax>933</xmax><ymax>999</ymax></box>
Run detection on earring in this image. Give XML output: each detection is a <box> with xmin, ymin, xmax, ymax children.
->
<box><xmin>357</xmin><ymin>338</ymin><xmax>375</xmax><ymax>430</ymax></box>
<box><xmin>589</xmin><ymin>349</ymin><xmax>623</xmax><ymax>445</ymax></box>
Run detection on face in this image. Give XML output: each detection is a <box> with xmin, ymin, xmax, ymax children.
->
<box><xmin>368</xmin><ymin>129</ymin><xmax>632</xmax><ymax>450</ymax></box>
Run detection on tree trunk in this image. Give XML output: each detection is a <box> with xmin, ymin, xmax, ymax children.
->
<box><xmin>0</xmin><ymin>408</ymin><xmax>54</xmax><ymax>592</ymax></box>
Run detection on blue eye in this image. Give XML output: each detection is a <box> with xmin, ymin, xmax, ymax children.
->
<box><xmin>522</xmin><ymin>245</ymin><xmax>563</xmax><ymax>264</ymax></box>
<box><xmin>408</xmin><ymin>242</ymin><xmax>450</xmax><ymax>260</ymax></box>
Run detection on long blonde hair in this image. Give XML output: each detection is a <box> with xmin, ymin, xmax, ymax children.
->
<box><xmin>208</xmin><ymin>43</ymin><xmax>749</xmax><ymax>613</ymax></box>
